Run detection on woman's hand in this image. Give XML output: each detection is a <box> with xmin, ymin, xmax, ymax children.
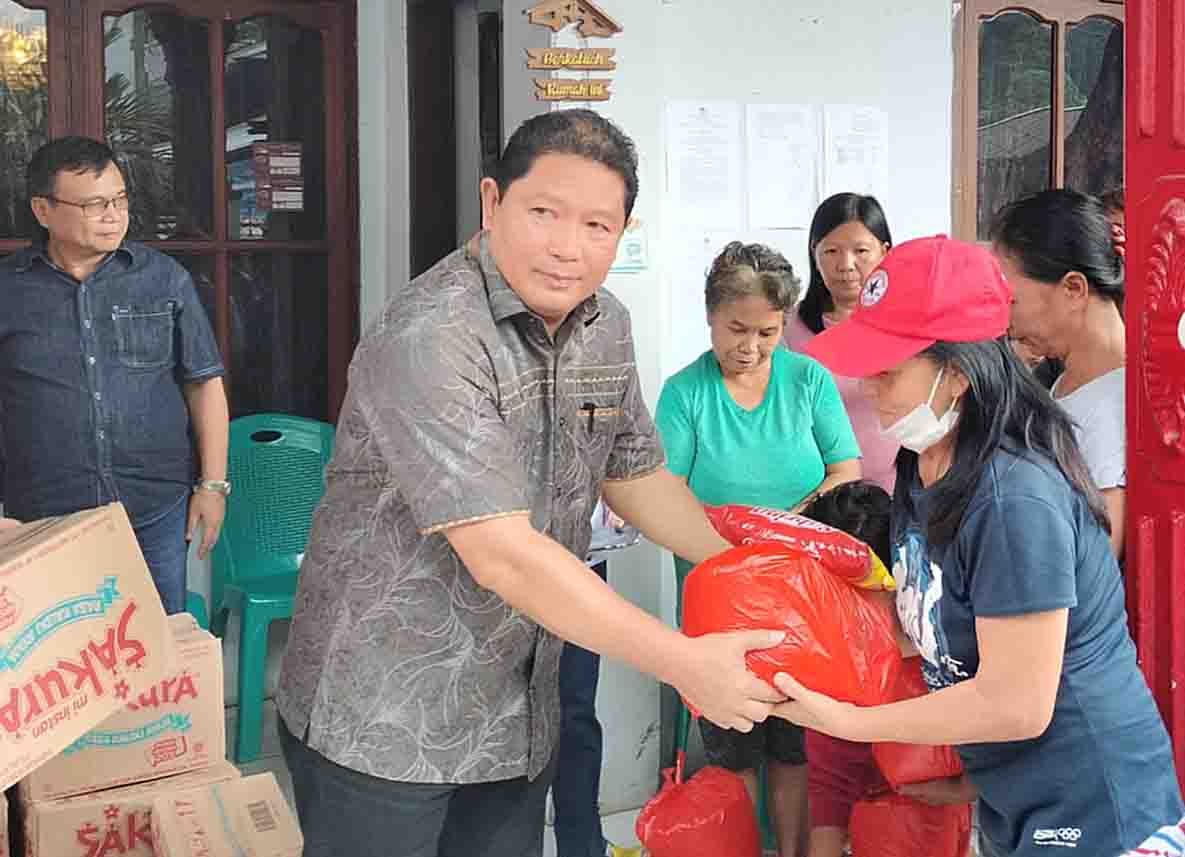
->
<box><xmin>770</xmin><ymin>672</ymin><xmax>862</xmax><ymax>740</ymax></box>
<box><xmin>0</xmin><ymin>517</ymin><xmax>20</xmax><ymax>532</ymax></box>
<box><xmin>898</xmin><ymin>773</ymin><xmax>978</xmax><ymax>806</ymax></box>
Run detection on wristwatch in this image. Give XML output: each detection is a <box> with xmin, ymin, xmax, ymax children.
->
<box><xmin>194</xmin><ymin>479</ymin><xmax>232</xmax><ymax>496</ymax></box>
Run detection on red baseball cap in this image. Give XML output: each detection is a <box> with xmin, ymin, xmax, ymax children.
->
<box><xmin>804</xmin><ymin>235</ymin><xmax>1013</xmax><ymax>378</ymax></box>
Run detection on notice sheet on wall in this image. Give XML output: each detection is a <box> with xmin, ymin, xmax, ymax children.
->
<box><xmin>745</xmin><ymin>104</ymin><xmax>818</xmax><ymax>229</ymax></box>
<box><xmin>665</xmin><ymin>100</ymin><xmax>744</xmax><ymax>230</ymax></box>
<box><xmin>823</xmin><ymin>105</ymin><xmax>889</xmax><ymax>203</ymax></box>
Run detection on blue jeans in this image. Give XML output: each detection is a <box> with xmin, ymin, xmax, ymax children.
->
<box><xmin>133</xmin><ymin>493</ymin><xmax>189</xmax><ymax>614</ymax></box>
<box><xmin>280</xmin><ymin>717</ymin><xmax>557</xmax><ymax>857</ymax></box>
<box><xmin>553</xmin><ymin>561</ymin><xmax>609</xmax><ymax>857</ymax></box>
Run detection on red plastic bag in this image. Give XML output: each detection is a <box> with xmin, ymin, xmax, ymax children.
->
<box><xmin>706</xmin><ymin>504</ymin><xmax>895</xmax><ymax>590</ymax></box>
<box><xmin>872</xmin><ymin>660</ymin><xmax>964</xmax><ymax>786</ymax></box>
<box><xmin>850</xmin><ymin>792</ymin><xmax>972</xmax><ymax>857</ymax></box>
<box><xmin>682</xmin><ymin>543</ymin><xmax>902</xmax><ymax>707</ymax></box>
<box><xmin>636</xmin><ymin>751</ymin><xmax>761</xmax><ymax>857</ymax></box>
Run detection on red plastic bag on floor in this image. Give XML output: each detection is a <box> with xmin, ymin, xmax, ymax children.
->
<box><xmin>682</xmin><ymin>543</ymin><xmax>902</xmax><ymax>707</ymax></box>
<box><xmin>635</xmin><ymin>751</ymin><xmax>761</xmax><ymax>857</ymax></box>
<box><xmin>872</xmin><ymin>660</ymin><xmax>964</xmax><ymax>786</ymax></box>
<box><xmin>850</xmin><ymin>792</ymin><xmax>972</xmax><ymax>857</ymax></box>
<box><xmin>706</xmin><ymin>504</ymin><xmax>895</xmax><ymax>590</ymax></box>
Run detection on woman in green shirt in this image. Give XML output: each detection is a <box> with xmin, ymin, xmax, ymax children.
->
<box><xmin>656</xmin><ymin>241</ymin><xmax>861</xmax><ymax>857</ymax></box>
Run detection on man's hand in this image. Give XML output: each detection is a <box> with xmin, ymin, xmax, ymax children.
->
<box><xmin>187</xmin><ymin>491</ymin><xmax>225</xmax><ymax>559</ymax></box>
<box><xmin>898</xmin><ymin>774</ymin><xmax>978</xmax><ymax>806</ymax></box>
<box><xmin>671</xmin><ymin>630</ymin><xmax>787</xmax><ymax>731</ymax></box>
<box><xmin>0</xmin><ymin>517</ymin><xmax>20</xmax><ymax>532</ymax></box>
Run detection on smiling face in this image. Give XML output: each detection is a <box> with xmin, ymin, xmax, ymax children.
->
<box><xmin>814</xmin><ymin>220</ymin><xmax>890</xmax><ymax>311</ymax></box>
<box><xmin>480</xmin><ymin>153</ymin><xmax>627</xmax><ymax>334</ymax></box>
<box><xmin>709</xmin><ymin>295</ymin><xmax>785</xmax><ymax>378</ymax></box>
<box><xmin>31</xmin><ymin>162</ymin><xmax>129</xmax><ymax>259</ymax></box>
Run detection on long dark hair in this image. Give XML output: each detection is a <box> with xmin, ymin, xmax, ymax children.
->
<box><xmin>798</xmin><ymin>193</ymin><xmax>893</xmax><ymax>333</ymax></box>
<box><xmin>991</xmin><ymin>188</ymin><xmax>1124</xmax><ymax>314</ymax></box>
<box><xmin>897</xmin><ymin>338</ymin><xmax>1109</xmax><ymax>545</ymax></box>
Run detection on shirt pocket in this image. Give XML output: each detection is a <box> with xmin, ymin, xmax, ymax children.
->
<box><xmin>572</xmin><ymin>399</ymin><xmax>622</xmax><ymax>472</ymax></box>
<box><xmin>112</xmin><ymin>302</ymin><xmax>176</xmax><ymax>370</ymax></box>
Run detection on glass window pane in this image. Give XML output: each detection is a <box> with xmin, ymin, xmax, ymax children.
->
<box><xmin>224</xmin><ymin>17</ymin><xmax>326</xmax><ymax>242</ymax></box>
<box><xmin>977</xmin><ymin>11</ymin><xmax>1053</xmax><ymax>240</ymax></box>
<box><xmin>104</xmin><ymin>10</ymin><xmax>213</xmax><ymax>240</ymax></box>
<box><xmin>229</xmin><ymin>253</ymin><xmax>327</xmax><ymax>420</ymax></box>
<box><xmin>1064</xmin><ymin>17</ymin><xmax>1123</xmax><ymax>198</ymax></box>
<box><xmin>0</xmin><ymin>3</ymin><xmax>48</xmax><ymax>240</ymax></box>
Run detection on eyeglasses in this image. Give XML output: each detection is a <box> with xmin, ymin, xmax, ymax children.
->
<box><xmin>43</xmin><ymin>193</ymin><xmax>130</xmax><ymax>219</ymax></box>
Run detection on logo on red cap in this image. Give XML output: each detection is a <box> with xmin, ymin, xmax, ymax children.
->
<box><xmin>860</xmin><ymin>270</ymin><xmax>889</xmax><ymax>307</ymax></box>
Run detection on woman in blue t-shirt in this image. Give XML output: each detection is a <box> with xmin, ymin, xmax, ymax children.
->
<box><xmin>656</xmin><ymin>240</ymin><xmax>861</xmax><ymax>856</ymax></box>
<box><xmin>771</xmin><ymin>235</ymin><xmax>1182</xmax><ymax>857</ymax></box>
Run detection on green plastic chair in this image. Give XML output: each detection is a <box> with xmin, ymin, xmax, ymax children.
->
<box><xmin>185</xmin><ymin>590</ymin><xmax>210</xmax><ymax>630</ymax></box>
<box><xmin>209</xmin><ymin>413</ymin><xmax>336</xmax><ymax>763</ymax></box>
<box><xmin>674</xmin><ymin>562</ymin><xmax>777</xmax><ymax>852</ymax></box>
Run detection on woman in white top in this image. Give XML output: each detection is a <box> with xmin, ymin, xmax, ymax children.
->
<box><xmin>992</xmin><ymin>189</ymin><xmax>1127</xmax><ymax>557</ymax></box>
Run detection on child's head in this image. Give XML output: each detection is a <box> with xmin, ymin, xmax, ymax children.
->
<box><xmin>800</xmin><ymin>481</ymin><xmax>892</xmax><ymax>567</ymax></box>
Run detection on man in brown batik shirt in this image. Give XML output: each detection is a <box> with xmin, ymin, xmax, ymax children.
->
<box><xmin>276</xmin><ymin>110</ymin><xmax>786</xmax><ymax>857</ymax></box>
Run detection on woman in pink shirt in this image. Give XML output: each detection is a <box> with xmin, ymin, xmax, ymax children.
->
<box><xmin>784</xmin><ymin>193</ymin><xmax>897</xmax><ymax>493</ymax></box>
<box><xmin>785</xmin><ymin>194</ymin><xmax>900</xmax><ymax>857</ymax></box>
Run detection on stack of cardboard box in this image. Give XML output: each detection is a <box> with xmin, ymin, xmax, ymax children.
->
<box><xmin>0</xmin><ymin>505</ymin><xmax>302</xmax><ymax>857</ymax></box>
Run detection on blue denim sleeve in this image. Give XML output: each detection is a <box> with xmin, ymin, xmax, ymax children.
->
<box><xmin>172</xmin><ymin>265</ymin><xmax>224</xmax><ymax>383</ymax></box>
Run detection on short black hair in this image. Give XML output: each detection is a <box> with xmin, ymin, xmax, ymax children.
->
<box><xmin>26</xmin><ymin>137</ymin><xmax>125</xmax><ymax>242</ymax></box>
<box><xmin>490</xmin><ymin>109</ymin><xmax>638</xmax><ymax>220</ymax></box>
<box><xmin>27</xmin><ymin>136</ymin><xmax>123</xmax><ymax>200</ymax></box>
<box><xmin>801</xmin><ymin>481</ymin><xmax>892</xmax><ymax>568</ymax></box>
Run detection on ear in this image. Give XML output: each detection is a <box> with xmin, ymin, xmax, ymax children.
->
<box><xmin>1060</xmin><ymin>271</ymin><xmax>1091</xmax><ymax>303</ymax></box>
<box><xmin>947</xmin><ymin>365</ymin><xmax>971</xmax><ymax>401</ymax></box>
<box><xmin>29</xmin><ymin>197</ymin><xmax>51</xmax><ymax>228</ymax></box>
<box><xmin>479</xmin><ymin>178</ymin><xmax>501</xmax><ymax>231</ymax></box>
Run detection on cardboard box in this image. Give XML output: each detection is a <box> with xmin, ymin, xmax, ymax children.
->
<box><xmin>20</xmin><ymin>620</ymin><xmax>225</xmax><ymax>802</ymax></box>
<box><xmin>0</xmin><ymin>505</ymin><xmax>174</xmax><ymax>793</ymax></box>
<box><xmin>152</xmin><ymin>773</ymin><xmax>302</xmax><ymax>857</ymax></box>
<box><xmin>23</xmin><ymin>759</ymin><xmax>239</xmax><ymax>857</ymax></box>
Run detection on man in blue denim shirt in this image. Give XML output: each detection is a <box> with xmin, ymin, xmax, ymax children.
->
<box><xmin>0</xmin><ymin>137</ymin><xmax>229</xmax><ymax>613</ymax></box>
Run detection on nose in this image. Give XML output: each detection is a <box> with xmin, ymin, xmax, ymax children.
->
<box><xmin>547</xmin><ymin>221</ymin><xmax>581</xmax><ymax>262</ymax></box>
<box><xmin>837</xmin><ymin>250</ymin><xmax>857</xmax><ymax>271</ymax></box>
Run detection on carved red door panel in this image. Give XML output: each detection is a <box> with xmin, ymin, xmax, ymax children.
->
<box><xmin>1125</xmin><ymin>0</ymin><xmax>1185</xmax><ymax>793</ymax></box>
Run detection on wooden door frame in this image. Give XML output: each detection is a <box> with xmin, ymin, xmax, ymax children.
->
<box><xmin>952</xmin><ymin>0</ymin><xmax>1125</xmax><ymax>240</ymax></box>
<box><xmin>1</xmin><ymin>0</ymin><xmax>359</xmax><ymax>420</ymax></box>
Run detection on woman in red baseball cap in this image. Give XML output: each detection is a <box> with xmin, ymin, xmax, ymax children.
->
<box><xmin>771</xmin><ymin>235</ymin><xmax>1182</xmax><ymax>857</ymax></box>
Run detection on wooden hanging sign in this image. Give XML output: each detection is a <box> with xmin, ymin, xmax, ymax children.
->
<box><xmin>526</xmin><ymin>47</ymin><xmax>616</xmax><ymax>71</ymax></box>
<box><xmin>534</xmin><ymin>77</ymin><xmax>612</xmax><ymax>102</ymax></box>
<box><xmin>525</xmin><ymin>0</ymin><xmax>623</xmax><ymax>39</ymax></box>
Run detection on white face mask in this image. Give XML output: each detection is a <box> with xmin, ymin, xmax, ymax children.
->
<box><xmin>882</xmin><ymin>367</ymin><xmax>960</xmax><ymax>454</ymax></box>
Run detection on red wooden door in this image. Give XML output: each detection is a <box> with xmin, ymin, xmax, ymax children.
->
<box><xmin>1125</xmin><ymin>0</ymin><xmax>1185</xmax><ymax>794</ymax></box>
